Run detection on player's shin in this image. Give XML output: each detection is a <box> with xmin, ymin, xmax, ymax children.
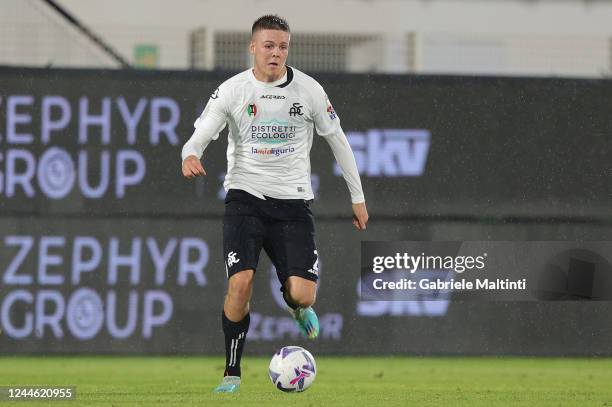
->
<box><xmin>222</xmin><ymin>311</ymin><xmax>250</xmax><ymax>377</ymax></box>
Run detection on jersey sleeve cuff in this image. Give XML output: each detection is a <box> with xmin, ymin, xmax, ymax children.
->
<box><xmin>351</xmin><ymin>195</ymin><xmax>366</xmax><ymax>204</ymax></box>
<box><xmin>181</xmin><ymin>146</ymin><xmax>200</xmax><ymax>163</ymax></box>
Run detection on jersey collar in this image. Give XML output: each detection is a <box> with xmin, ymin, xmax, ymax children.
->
<box><xmin>248</xmin><ymin>66</ymin><xmax>294</xmax><ymax>88</ymax></box>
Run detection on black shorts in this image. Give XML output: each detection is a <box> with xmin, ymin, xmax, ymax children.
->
<box><xmin>223</xmin><ymin>189</ymin><xmax>319</xmax><ymax>287</ymax></box>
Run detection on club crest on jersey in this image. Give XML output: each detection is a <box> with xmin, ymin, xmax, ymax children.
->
<box><xmin>247</xmin><ymin>104</ymin><xmax>257</xmax><ymax>117</ymax></box>
<box><xmin>289</xmin><ymin>102</ymin><xmax>304</xmax><ymax>117</ymax></box>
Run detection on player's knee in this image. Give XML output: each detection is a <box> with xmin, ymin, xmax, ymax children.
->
<box><xmin>228</xmin><ymin>270</ymin><xmax>254</xmax><ymax>302</ymax></box>
<box><xmin>286</xmin><ymin>278</ymin><xmax>316</xmax><ymax>307</ymax></box>
<box><xmin>293</xmin><ymin>294</ymin><xmax>315</xmax><ymax>308</ymax></box>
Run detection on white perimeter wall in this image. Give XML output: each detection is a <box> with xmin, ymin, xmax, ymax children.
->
<box><xmin>1</xmin><ymin>0</ymin><xmax>612</xmax><ymax>76</ymax></box>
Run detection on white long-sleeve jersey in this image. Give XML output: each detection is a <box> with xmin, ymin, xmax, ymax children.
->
<box><xmin>181</xmin><ymin>66</ymin><xmax>365</xmax><ymax>203</ymax></box>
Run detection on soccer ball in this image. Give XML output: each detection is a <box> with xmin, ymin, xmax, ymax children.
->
<box><xmin>268</xmin><ymin>346</ymin><xmax>317</xmax><ymax>392</ymax></box>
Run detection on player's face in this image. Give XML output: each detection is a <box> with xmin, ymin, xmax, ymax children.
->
<box><xmin>250</xmin><ymin>29</ymin><xmax>290</xmax><ymax>82</ymax></box>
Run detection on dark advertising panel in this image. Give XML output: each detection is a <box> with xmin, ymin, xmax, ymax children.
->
<box><xmin>2</xmin><ymin>219</ymin><xmax>612</xmax><ymax>355</ymax></box>
<box><xmin>1</xmin><ymin>67</ymin><xmax>611</xmax><ymax>355</ymax></box>
<box><xmin>0</xmin><ymin>68</ymin><xmax>610</xmax><ymax>218</ymax></box>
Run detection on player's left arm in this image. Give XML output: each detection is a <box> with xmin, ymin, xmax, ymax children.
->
<box><xmin>311</xmin><ymin>85</ymin><xmax>368</xmax><ymax>230</ymax></box>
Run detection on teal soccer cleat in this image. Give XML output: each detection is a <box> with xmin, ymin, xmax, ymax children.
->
<box><xmin>213</xmin><ymin>376</ymin><xmax>241</xmax><ymax>393</ymax></box>
<box><xmin>291</xmin><ymin>307</ymin><xmax>320</xmax><ymax>339</ymax></box>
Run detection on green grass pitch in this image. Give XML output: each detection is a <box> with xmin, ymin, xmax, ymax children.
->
<box><xmin>1</xmin><ymin>356</ymin><xmax>611</xmax><ymax>406</ymax></box>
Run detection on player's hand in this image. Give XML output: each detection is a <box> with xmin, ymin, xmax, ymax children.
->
<box><xmin>352</xmin><ymin>202</ymin><xmax>369</xmax><ymax>231</ymax></box>
<box><xmin>182</xmin><ymin>155</ymin><xmax>206</xmax><ymax>178</ymax></box>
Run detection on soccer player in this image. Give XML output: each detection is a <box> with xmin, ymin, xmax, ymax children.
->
<box><xmin>181</xmin><ymin>15</ymin><xmax>368</xmax><ymax>393</ymax></box>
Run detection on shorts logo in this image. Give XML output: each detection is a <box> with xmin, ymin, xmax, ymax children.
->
<box><xmin>247</xmin><ymin>104</ymin><xmax>257</xmax><ymax>117</ymax></box>
<box><xmin>308</xmin><ymin>250</ymin><xmax>319</xmax><ymax>275</ymax></box>
<box><xmin>227</xmin><ymin>251</ymin><xmax>240</xmax><ymax>268</ymax></box>
<box><xmin>211</xmin><ymin>87</ymin><xmax>219</xmax><ymax>99</ymax></box>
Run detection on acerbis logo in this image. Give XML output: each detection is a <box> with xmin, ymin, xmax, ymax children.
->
<box><xmin>334</xmin><ymin>129</ymin><xmax>430</xmax><ymax>177</ymax></box>
<box><xmin>210</xmin><ymin>88</ymin><xmax>219</xmax><ymax>99</ymax></box>
<box><xmin>260</xmin><ymin>95</ymin><xmax>286</xmax><ymax>99</ymax></box>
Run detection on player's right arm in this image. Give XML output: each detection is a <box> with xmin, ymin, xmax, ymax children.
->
<box><xmin>181</xmin><ymin>85</ymin><xmax>229</xmax><ymax>178</ymax></box>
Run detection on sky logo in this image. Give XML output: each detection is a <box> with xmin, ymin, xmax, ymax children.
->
<box><xmin>334</xmin><ymin>129</ymin><xmax>430</xmax><ymax>177</ymax></box>
<box><xmin>356</xmin><ymin>271</ymin><xmax>451</xmax><ymax>317</ymax></box>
